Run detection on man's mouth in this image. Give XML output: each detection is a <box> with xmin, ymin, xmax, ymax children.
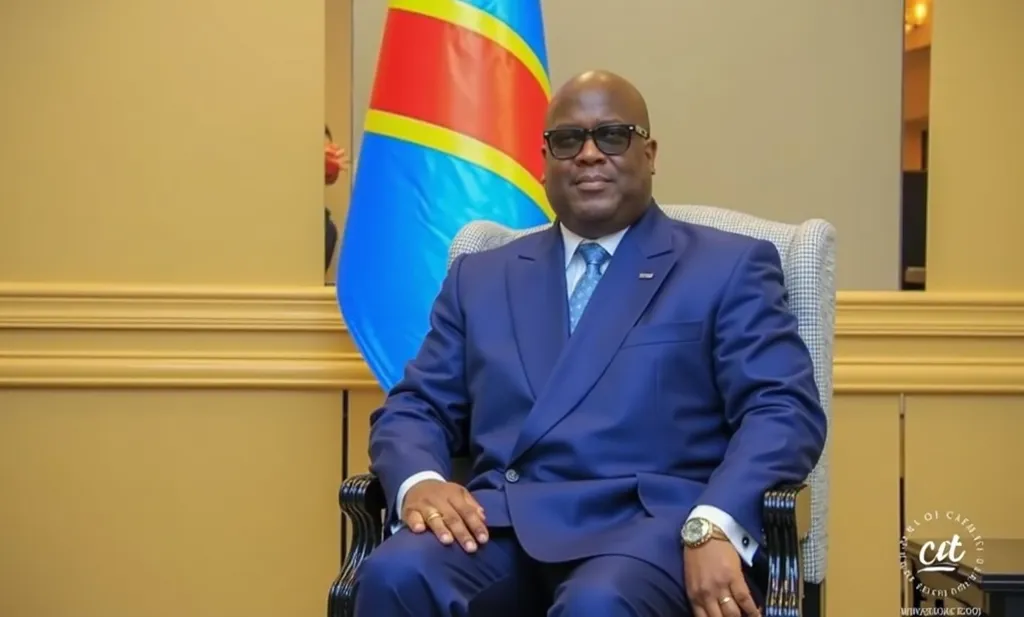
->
<box><xmin>575</xmin><ymin>174</ymin><xmax>611</xmax><ymax>191</ymax></box>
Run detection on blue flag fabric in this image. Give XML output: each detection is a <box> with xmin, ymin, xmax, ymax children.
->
<box><xmin>338</xmin><ymin>0</ymin><xmax>553</xmax><ymax>391</ymax></box>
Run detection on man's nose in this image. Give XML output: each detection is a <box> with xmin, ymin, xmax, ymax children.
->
<box><xmin>576</xmin><ymin>136</ymin><xmax>606</xmax><ymax>164</ymax></box>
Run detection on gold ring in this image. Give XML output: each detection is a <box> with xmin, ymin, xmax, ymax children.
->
<box><xmin>424</xmin><ymin>511</ymin><xmax>443</xmax><ymax>522</ymax></box>
<box><xmin>718</xmin><ymin>596</ymin><xmax>733</xmax><ymax>605</ymax></box>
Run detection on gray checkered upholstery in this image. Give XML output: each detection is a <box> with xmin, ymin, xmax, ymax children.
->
<box><xmin>447</xmin><ymin>204</ymin><xmax>835</xmax><ymax>584</ymax></box>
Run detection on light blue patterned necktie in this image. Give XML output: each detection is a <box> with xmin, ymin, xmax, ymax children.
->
<box><xmin>568</xmin><ymin>242</ymin><xmax>611</xmax><ymax>333</ymax></box>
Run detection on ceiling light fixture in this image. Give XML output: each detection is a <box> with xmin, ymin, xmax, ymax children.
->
<box><xmin>905</xmin><ymin>0</ymin><xmax>930</xmax><ymax>33</ymax></box>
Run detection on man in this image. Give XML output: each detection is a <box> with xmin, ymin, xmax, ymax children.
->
<box><xmin>324</xmin><ymin>124</ymin><xmax>349</xmax><ymax>273</ymax></box>
<box><xmin>355</xmin><ymin>70</ymin><xmax>827</xmax><ymax>617</ymax></box>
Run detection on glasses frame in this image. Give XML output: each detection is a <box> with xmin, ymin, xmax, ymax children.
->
<box><xmin>542</xmin><ymin>123</ymin><xmax>651</xmax><ymax>160</ymax></box>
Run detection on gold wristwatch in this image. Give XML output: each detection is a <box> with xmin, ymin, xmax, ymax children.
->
<box><xmin>681</xmin><ymin>517</ymin><xmax>729</xmax><ymax>548</ymax></box>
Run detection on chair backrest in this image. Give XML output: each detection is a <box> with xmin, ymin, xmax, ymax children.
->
<box><xmin>447</xmin><ymin>204</ymin><xmax>836</xmax><ymax>585</ymax></box>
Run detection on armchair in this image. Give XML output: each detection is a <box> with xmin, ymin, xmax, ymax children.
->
<box><xmin>329</xmin><ymin>205</ymin><xmax>835</xmax><ymax>617</ymax></box>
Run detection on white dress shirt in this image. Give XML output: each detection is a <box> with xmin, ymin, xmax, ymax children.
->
<box><xmin>392</xmin><ymin>223</ymin><xmax>759</xmax><ymax>565</ymax></box>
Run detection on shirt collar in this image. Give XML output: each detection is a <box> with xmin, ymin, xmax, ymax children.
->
<box><xmin>559</xmin><ymin>223</ymin><xmax>630</xmax><ymax>269</ymax></box>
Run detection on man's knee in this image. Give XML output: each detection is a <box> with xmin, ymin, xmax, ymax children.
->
<box><xmin>356</xmin><ymin>532</ymin><xmax>437</xmax><ymax>596</ymax></box>
<box><xmin>554</xmin><ymin>583</ymin><xmax>632</xmax><ymax>616</ymax></box>
<box><xmin>550</xmin><ymin>556</ymin><xmax>686</xmax><ymax>617</ymax></box>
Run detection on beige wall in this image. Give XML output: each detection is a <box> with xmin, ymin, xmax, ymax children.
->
<box><xmin>0</xmin><ymin>1</ymin><xmax>326</xmax><ymax>287</ymax></box>
<box><xmin>352</xmin><ymin>0</ymin><xmax>904</xmax><ymax>290</ymax></box>
<box><xmin>926</xmin><ymin>0</ymin><xmax>1024</xmax><ymax>291</ymax></box>
<box><xmin>325</xmin><ymin>0</ymin><xmax>353</xmax><ymax>280</ymax></box>
<box><xmin>0</xmin><ymin>2</ymin><xmax>347</xmax><ymax>616</ymax></box>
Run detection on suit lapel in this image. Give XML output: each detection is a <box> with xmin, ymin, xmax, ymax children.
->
<box><xmin>509</xmin><ymin>206</ymin><xmax>682</xmax><ymax>463</ymax></box>
<box><xmin>507</xmin><ymin>226</ymin><xmax>569</xmax><ymax>399</ymax></box>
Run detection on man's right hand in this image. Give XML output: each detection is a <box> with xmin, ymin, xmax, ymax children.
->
<box><xmin>401</xmin><ymin>479</ymin><xmax>488</xmax><ymax>553</ymax></box>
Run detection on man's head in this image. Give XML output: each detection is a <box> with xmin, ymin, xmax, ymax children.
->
<box><xmin>541</xmin><ymin>70</ymin><xmax>658</xmax><ymax>239</ymax></box>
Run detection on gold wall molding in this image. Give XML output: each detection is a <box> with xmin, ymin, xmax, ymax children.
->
<box><xmin>0</xmin><ymin>283</ymin><xmax>375</xmax><ymax>389</ymax></box>
<box><xmin>835</xmin><ymin>291</ymin><xmax>1024</xmax><ymax>393</ymax></box>
<box><xmin>2</xmin><ymin>284</ymin><xmax>1023</xmax><ymax>392</ymax></box>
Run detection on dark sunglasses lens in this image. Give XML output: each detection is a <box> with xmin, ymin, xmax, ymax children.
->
<box><xmin>593</xmin><ymin>125</ymin><xmax>632</xmax><ymax>155</ymax></box>
<box><xmin>548</xmin><ymin>129</ymin><xmax>585</xmax><ymax>159</ymax></box>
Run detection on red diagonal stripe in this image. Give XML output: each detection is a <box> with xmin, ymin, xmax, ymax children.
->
<box><xmin>369</xmin><ymin>9</ymin><xmax>548</xmax><ymax>181</ymax></box>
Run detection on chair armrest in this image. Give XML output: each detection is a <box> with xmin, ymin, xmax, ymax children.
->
<box><xmin>327</xmin><ymin>473</ymin><xmax>386</xmax><ymax>617</ymax></box>
<box><xmin>763</xmin><ymin>483</ymin><xmax>811</xmax><ymax>617</ymax></box>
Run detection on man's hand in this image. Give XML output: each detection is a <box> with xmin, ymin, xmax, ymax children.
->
<box><xmin>335</xmin><ymin>147</ymin><xmax>350</xmax><ymax>172</ymax></box>
<box><xmin>684</xmin><ymin>540</ymin><xmax>761</xmax><ymax>617</ymax></box>
<box><xmin>324</xmin><ymin>144</ymin><xmax>349</xmax><ymax>185</ymax></box>
<box><xmin>402</xmin><ymin>479</ymin><xmax>488</xmax><ymax>553</ymax></box>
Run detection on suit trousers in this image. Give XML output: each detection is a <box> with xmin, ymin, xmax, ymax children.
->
<box><xmin>353</xmin><ymin>526</ymin><xmax>695</xmax><ymax>617</ymax></box>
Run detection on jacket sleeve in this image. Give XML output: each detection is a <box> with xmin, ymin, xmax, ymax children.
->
<box><xmin>367</xmin><ymin>254</ymin><xmax>472</xmax><ymax>520</ymax></box>
<box><xmin>695</xmin><ymin>239</ymin><xmax>828</xmax><ymax>542</ymax></box>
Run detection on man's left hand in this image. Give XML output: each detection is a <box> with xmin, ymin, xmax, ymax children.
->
<box><xmin>683</xmin><ymin>540</ymin><xmax>761</xmax><ymax>617</ymax></box>
<box><xmin>324</xmin><ymin>144</ymin><xmax>350</xmax><ymax>185</ymax></box>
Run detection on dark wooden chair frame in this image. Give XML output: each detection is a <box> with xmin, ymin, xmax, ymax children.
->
<box><xmin>327</xmin><ymin>462</ymin><xmax>819</xmax><ymax>617</ymax></box>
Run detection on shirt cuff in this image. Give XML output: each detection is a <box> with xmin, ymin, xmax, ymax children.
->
<box><xmin>688</xmin><ymin>505</ymin><xmax>759</xmax><ymax>566</ymax></box>
<box><xmin>389</xmin><ymin>470</ymin><xmax>446</xmax><ymax>534</ymax></box>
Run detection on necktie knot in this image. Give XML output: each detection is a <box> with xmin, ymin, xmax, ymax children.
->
<box><xmin>577</xmin><ymin>242</ymin><xmax>610</xmax><ymax>268</ymax></box>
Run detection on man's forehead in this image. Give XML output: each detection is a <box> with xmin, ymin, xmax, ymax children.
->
<box><xmin>547</xmin><ymin>87</ymin><xmax>635</xmax><ymax>124</ymax></box>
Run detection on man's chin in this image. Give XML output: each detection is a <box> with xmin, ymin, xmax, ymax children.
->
<box><xmin>571</xmin><ymin>195</ymin><xmax>620</xmax><ymax>220</ymax></box>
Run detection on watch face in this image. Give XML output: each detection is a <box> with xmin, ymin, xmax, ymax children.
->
<box><xmin>682</xmin><ymin>518</ymin><xmax>711</xmax><ymax>544</ymax></box>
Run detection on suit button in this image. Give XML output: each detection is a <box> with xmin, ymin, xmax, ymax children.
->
<box><xmin>504</xmin><ymin>469</ymin><xmax>520</xmax><ymax>483</ymax></box>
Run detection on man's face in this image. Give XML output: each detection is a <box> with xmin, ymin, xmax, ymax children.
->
<box><xmin>542</xmin><ymin>87</ymin><xmax>657</xmax><ymax>237</ymax></box>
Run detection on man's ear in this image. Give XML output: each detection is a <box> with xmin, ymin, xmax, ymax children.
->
<box><xmin>646</xmin><ymin>139</ymin><xmax>658</xmax><ymax>175</ymax></box>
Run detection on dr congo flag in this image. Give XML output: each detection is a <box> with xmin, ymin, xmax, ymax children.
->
<box><xmin>338</xmin><ymin>0</ymin><xmax>552</xmax><ymax>390</ymax></box>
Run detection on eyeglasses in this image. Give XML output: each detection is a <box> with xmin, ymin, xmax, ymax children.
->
<box><xmin>543</xmin><ymin>123</ymin><xmax>650</xmax><ymax>160</ymax></box>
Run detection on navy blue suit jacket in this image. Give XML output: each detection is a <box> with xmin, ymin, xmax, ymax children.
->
<box><xmin>368</xmin><ymin>204</ymin><xmax>827</xmax><ymax>583</ymax></box>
